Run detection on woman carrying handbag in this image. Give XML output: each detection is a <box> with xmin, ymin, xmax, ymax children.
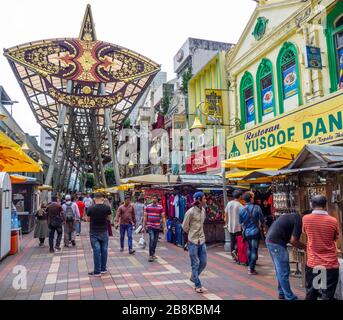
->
<box><xmin>34</xmin><ymin>202</ymin><xmax>49</xmax><ymax>247</ymax></box>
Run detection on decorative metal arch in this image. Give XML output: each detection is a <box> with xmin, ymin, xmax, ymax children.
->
<box><xmin>4</xmin><ymin>5</ymin><xmax>160</xmax><ymax>191</ymax></box>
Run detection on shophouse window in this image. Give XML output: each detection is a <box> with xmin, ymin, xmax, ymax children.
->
<box><xmin>334</xmin><ymin>16</ymin><xmax>343</xmax><ymax>88</ymax></box>
<box><xmin>325</xmin><ymin>3</ymin><xmax>343</xmax><ymax>92</ymax></box>
<box><xmin>239</xmin><ymin>71</ymin><xmax>255</xmax><ymax>129</ymax></box>
<box><xmin>277</xmin><ymin>42</ymin><xmax>302</xmax><ymax>114</ymax></box>
<box><xmin>257</xmin><ymin>59</ymin><xmax>275</xmax><ymax>123</ymax></box>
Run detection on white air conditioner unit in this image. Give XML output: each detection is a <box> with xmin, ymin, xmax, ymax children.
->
<box><xmin>199</xmin><ymin>134</ymin><xmax>205</xmax><ymax>146</ymax></box>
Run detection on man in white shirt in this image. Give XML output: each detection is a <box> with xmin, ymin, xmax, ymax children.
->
<box><xmin>225</xmin><ymin>190</ymin><xmax>243</xmax><ymax>262</ymax></box>
<box><xmin>83</xmin><ymin>194</ymin><xmax>93</xmax><ymax>214</ymax></box>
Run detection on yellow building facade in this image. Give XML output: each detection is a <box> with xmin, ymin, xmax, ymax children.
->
<box><xmin>188</xmin><ymin>52</ymin><xmax>231</xmax><ymax>148</ymax></box>
<box><xmin>225</xmin><ymin>0</ymin><xmax>343</xmax><ymax>157</ymax></box>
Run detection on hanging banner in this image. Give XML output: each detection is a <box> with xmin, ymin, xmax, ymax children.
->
<box><xmin>283</xmin><ymin>64</ymin><xmax>298</xmax><ymax>99</ymax></box>
<box><xmin>305</xmin><ymin>46</ymin><xmax>322</xmax><ymax>69</ymax></box>
<box><xmin>339</xmin><ymin>48</ymin><xmax>343</xmax><ymax>90</ymax></box>
<box><xmin>186</xmin><ymin>146</ymin><xmax>220</xmax><ymax>174</ymax></box>
<box><xmin>226</xmin><ymin>92</ymin><xmax>343</xmax><ymax>158</ymax></box>
<box><xmin>205</xmin><ymin>89</ymin><xmax>223</xmax><ymax>125</ymax></box>
<box><xmin>246</xmin><ymin>97</ymin><xmax>255</xmax><ymax>123</ymax></box>
<box><xmin>262</xmin><ymin>85</ymin><xmax>274</xmax><ymax>116</ymax></box>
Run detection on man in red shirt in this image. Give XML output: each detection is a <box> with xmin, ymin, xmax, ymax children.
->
<box><xmin>76</xmin><ymin>196</ymin><xmax>86</xmax><ymax>236</ymax></box>
<box><xmin>303</xmin><ymin>195</ymin><xmax>340</xmax><ymax>300</ymax></box>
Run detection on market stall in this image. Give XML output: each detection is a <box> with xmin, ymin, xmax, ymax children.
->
<box><xmin>12</xmin><ymin>178</ymin><xmax>40</xmax><ymax>234</ymax></box>
<box><xmin>241</xmin><ymin>145</ymin><xmax>343</xmax><ymax>287</ymax></box>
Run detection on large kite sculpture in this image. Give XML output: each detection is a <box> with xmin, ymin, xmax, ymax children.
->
<box><xmin>4</xmin><ymin>5</ymin><xmax>160</xmax><ymax>191</ymax></box>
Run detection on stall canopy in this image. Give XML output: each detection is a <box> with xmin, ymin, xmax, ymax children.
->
<box><xmin>10</xmin><ymin>174</ymin><xmax>37</xmax><ymax>184</ymax></box>
<box><xmin>178</xmin><ymin>174</ymin><xmax>223</xmax><ymax>186</ymax></box>
<box><xmin>226</xmin><ymin>168</ymin><xmax>276</xmax><ymax>180</ymax></box>
<box><xmin>0</xmin><ymin>132</ymin><xmax>42</xmax><ymax>172</ymax></box>
<box><xmin>222</xmin><ymin>141</ymin><xmax>303</xmax><ymax>170</ymax></box>
<box><xmin>121</xmin><ymin>174</ymin><xmax>178</xmax><ymax>185</ymax></box>
<box><xmin>288</xmin><ymin>145</ymin><xmax>343</xmax><ymax>169</ymax></box>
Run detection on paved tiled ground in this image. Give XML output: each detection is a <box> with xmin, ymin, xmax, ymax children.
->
<box><xmin>0</xmin><ymin>223</ymin><xmax>305</xmax><ymax>300</ymax></box>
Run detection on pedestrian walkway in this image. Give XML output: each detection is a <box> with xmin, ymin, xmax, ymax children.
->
<box><xmin>0</xmin><ymin>223</ymin><xmax>305</xmax><ymax>300</ymax></box>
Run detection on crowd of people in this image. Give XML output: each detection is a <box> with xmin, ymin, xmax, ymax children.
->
<box><xmin>225</xmin><ymin>190</ymin><xmax>341</xmax><ymax>300</ymax></box>
<box><xmin>32</xmin><ymin>189</ymin><xmax>341</xmax><ymax>299</ymax></box>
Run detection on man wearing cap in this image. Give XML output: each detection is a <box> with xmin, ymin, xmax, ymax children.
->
<box><xmin>182</xmin><ymin>192</ymin><xmax>207</xmax><ymax>293</ymax></box>
<box><xmin>62</xmin><ymin>195</ymin><xmax>80</xmax><ymax>247</ymax></box>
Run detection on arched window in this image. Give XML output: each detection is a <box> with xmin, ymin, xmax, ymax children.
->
<box><xmin>277</xmin><ymin>42</ymin><xmax>302</xmax><ymax>114</ymax></box>
<box><xmin>334</xmin><ymin>16</ymin><xmax>343</xmax><ymax>89</ymax></box>
<box><xmin>325</xmin><ymin>2</ymin><xmax>343</xmax><ymax>92</ymax></box>
<box><xmin>256</xmin><ymin>59</ymin><xmax>276</xmax><ymax>123</ymax></box>
<box><xmin>239</xmin><ymin>71</ymin><xmax>255</xmax><ymax>129</ymax></box>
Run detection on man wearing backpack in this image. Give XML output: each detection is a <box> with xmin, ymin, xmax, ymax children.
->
<box><xmin>47</xmin><ymin>195</ymin><xmax>65</xmax><ymax>253</ymax></box>
<box><xmin>62</xmin><ymin>195</ymin><xmax>80</xmax><ymax>247</ymax></box>
<box><xmin>239</xmin><ymin>192</ymin><xmax>265</xmax><ymax>275</ymax></box>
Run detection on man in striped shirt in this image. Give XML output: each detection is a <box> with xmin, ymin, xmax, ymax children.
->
<box><xmin>303</xmin><ymin>195</ymin><xmax>340</xmax><ymax>300</ymax></box>
<box><xmin>143</xmin><ymin>196</ymin><xmax>167</xmax><ymax>262</ymax></box>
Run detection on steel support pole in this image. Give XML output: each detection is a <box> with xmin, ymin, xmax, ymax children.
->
<box><xmin>91</xmin><ymin>112</ymin><xmax>107</xmax><ymax>188</ymax></box>
<box><xmin>221</xmin><ymin>153</ymin><xmax>230</xmax><ymax>252</ymax></box>
<box><xmin>44</xmin><ymin>105</ymin><xmax>67</xmax><ymax>187</ymax></box>
<box><xmin>73</xmin><ymin>168</ymin><xmax>79</xmax><ymax>192</ymax></box>
<box><xmin>66</xmin><ymin>164</ymin><xmax>73</xmax><ymax>192</ymax></box>
<box><xmin>44</xmin><ymin>80</ymin><xmax>72</xmax><ymax>199</ymax></box>
<box><xmin>104</xmin><ymin>107</ymin><xmax>124</xmax><ymax>202</ymax></box>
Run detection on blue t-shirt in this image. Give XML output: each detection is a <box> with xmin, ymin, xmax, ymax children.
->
<box><xmin>239</xmin><ymin>204</ymin><xmax>264</xmax><ymax>238</ymax></box>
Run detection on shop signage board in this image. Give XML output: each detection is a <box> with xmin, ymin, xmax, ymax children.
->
<box><xmin>172</xmin><ymin>114</ymin><xmax>187</xmax><ymax>129</ymax></box>
<box><xmin>205</xmin><ymin>89</ymin><xmax>223</xmax><ymax>125</ymax></box>
<box><xmin>282</xmin><ymin>64</ymin><xmax>298</xmax><ymax>99</ymax></box>
<box><xmin>227</xmin><ymin>92</ymin><xmax>343</xmax><ymax>158</ymax></box>
<box><xmin>186</xmin><ymin>146</ymin><xmax>220</xmax><ymax>174</ymax></box>
<box><xmin>305</xmin><ymin>46</ymin><xmax>323</xmax><ymax>69</ymax></box>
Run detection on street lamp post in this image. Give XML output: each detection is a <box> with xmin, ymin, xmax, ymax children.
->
<box><xmin>190</xmin><ymin>101</ymin><xmax>239</xmax><ymax>252</ymax></box>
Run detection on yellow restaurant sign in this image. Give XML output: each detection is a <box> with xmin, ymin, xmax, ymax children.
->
<box><xmin>227</xmin><ymin>92</ymin><xmax>343</xmax><ymax>158</ymax></box>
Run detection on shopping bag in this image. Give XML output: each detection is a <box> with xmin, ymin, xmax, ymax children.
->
<box><xmin>138</xmin><ymin>236</ymin><xmax>146</xmax><ymax>249</ymax></box>
<box><xmin>237</xmin><ymin>235</ymin><xmax>248</xmax><ymax>265</ymax></box>
<box><xmin>135</xmin><ymin>224</ymin><xmax>143</xmax><ymax>234</ymax></box>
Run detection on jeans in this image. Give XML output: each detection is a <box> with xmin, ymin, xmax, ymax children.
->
<box><xmin>188</xmin><ymin>242</ymin><xmax>207</xmax><ymax>289</ymax></box>
<box><xmin>120</xmin><ymin>224</ymin><xmax>133</xmax><ymax>250</ymax></box>
<box><xmin>247</xmin><ymin>237</ymin><xmax>259</xmax><ymax>271</ymax></box>
<box><xmin>76</xmin><ymin>220</ymin><xmax>81</xmax><ymax>234</ymax></box>
<box><xmin>64</xmin><ymin>221</ymin><xmax>76</xmax><ymax>245</ymax></box>
<box><xmin>90</xmin><ymin>232</ymin><xmax>109</xmax><ymax>274</ymax></box>
<box><xmin>48</xmin><ymin>225</ymin><xmax>62</xmax><ymax>249</ymax></box>
<box><xmin>229</xmin><ymin>231</ymin><xmax>242</xmax><ymax>254</ymax></box>
<box><xmin>305</xmin><ymin>266</ymin><xmax>339</xmax><ymax>300</ymax></box>
<box><xmin>266</xmin><ymin>242</ymin><xmax>297</xmax><ymax>300</ymax></box>
<box><xmin>148</xmin><ymin>227</ymin><xmax>160</xmax><ymax>257</ymax></box>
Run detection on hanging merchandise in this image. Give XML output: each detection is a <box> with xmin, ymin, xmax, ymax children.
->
<box><xmin>173</xmin><ymin>194</ymin><xmax>180</xmax><ymax>219</ymax></box>
<box><xmin>168</xmin><ymin>194</ymin><xmax>175</xmax><ymax>218</ymax></box>
<box><xmin>179</xmin><ymin>195</ymin><xmax>187</xmax><ymax>221</ymax></box>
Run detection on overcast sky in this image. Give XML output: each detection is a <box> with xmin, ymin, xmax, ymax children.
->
<box><xmin>0</xmin><ymin>0</ymin><xmax>256</xmax><ymax>139</ymax></box>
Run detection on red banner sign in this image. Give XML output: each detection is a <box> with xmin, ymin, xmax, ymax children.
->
<box><xmin>186</xmin><ymin>146</ymin><xmax>220</xmax><ymax>174</ymax></box>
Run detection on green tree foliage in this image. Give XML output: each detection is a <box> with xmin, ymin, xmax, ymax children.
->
<box><xmin>123</xmin><ymin>118</ymin><xmax>131</xmax><ymax>129</ymax></box>
<box><xmin>180</xmin><ymin>66</ymin><xmax>193</xmax><ymax>95</ymax></box>
<box><xmin>161</xmin><ymin>91</ymin><xmax>171</xmax><ymax>115</ymax></box>
<box><xmin>85</xmin><ymin>173</ymin><xmax>95</xmax><ymax>189</ymax></box>
<box><xmin>105</xmin><ymin>168</ymin><xmax>116</xmax><ymax>187</ymax></box>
